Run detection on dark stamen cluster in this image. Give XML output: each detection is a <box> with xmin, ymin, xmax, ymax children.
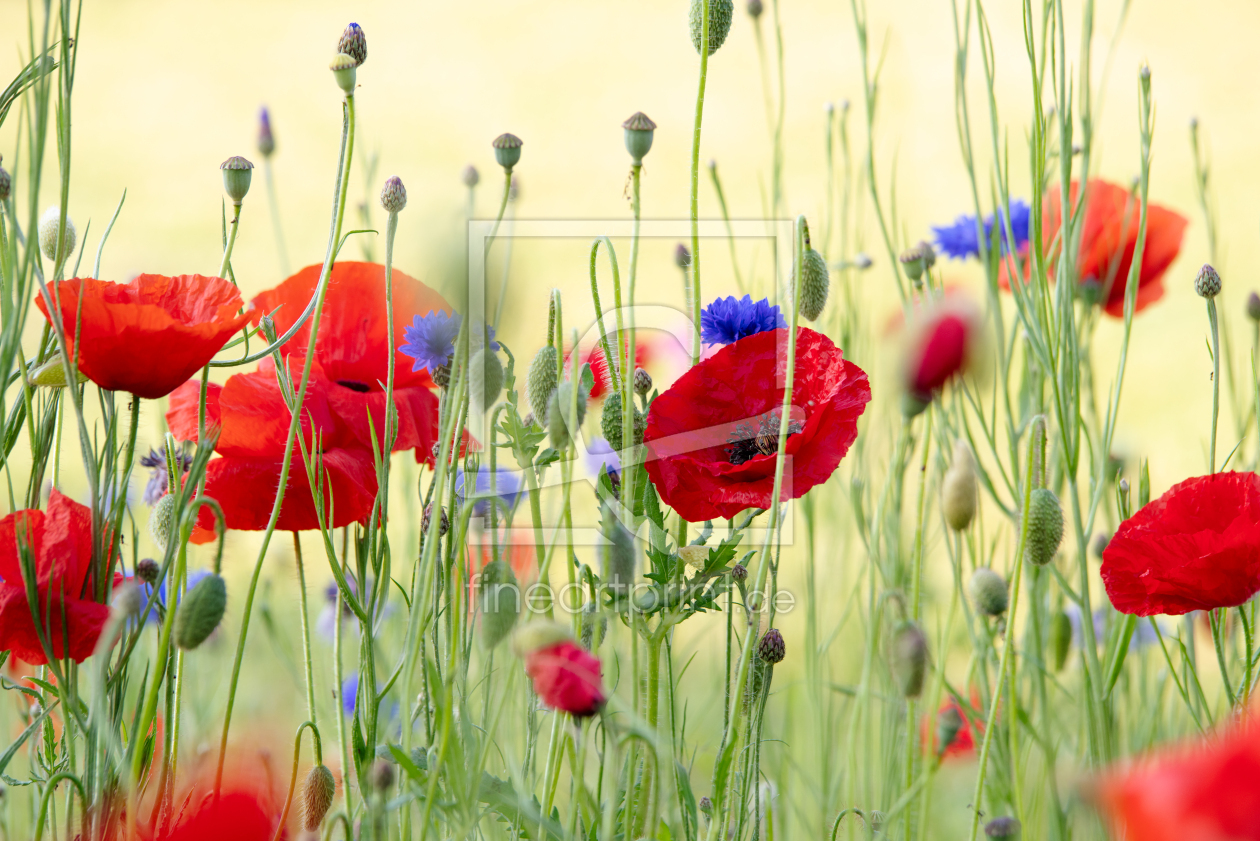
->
<box><xmin>725</xmin><ymin>412</ymin><xmax>803</xmax><ymax>465</ymax></box>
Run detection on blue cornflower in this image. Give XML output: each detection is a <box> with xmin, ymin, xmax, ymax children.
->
<box><xmin>455</xmin><ymin>467</ymin><xmax>523</xmax><ymax>517</ymax></box>
<box><xmin>931</xmin><ymin>200</ymin><xmax>1031</xmax><ymax>260</ymax></box>
<box><xmin>699</xmin><ymin>295</ymin><xmax>787</xmax><ymax>346</ymax></box>
<box><xmin>399</xmin><ymin>311</ymin><xmax>500</xmax><ymax>374</ymax></box>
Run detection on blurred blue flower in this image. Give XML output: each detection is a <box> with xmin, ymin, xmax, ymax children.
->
<box><xmin>399</xmin><ymin>311</ymin><xmax>499</xmax><ymax>374</ymax></box>
<box><xmin>585</xmin><ymin>437</ymin><xmax>621</xmax><ymax>481</ymax></box>
<box><xmin>931</xmin><ymin>200</ymin><xmax>1031</xmax><ymax>260</ymax></box>
<box><xmin>455</xmin><ymin>467</ymin><xmax>523</xmax><ymax>517</ymax></box>
<box><xmin>341</xmin><ymin>672</ymin><xmax>398</xmax><ymax>720</ymax></box>
<box><xmin>700</xmin><ymin>296</ymin><xmax>787</xmax><ymax>346</ymax></box>
<box><xmin>135</xmin><ymin>567</ymin><xmax>213</xmax><ymax>624</ymax></box>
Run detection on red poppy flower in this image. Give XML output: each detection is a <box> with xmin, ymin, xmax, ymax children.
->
<box><xmin>901</xmin><ymin>293</ymin><xmax>980</xmax><ymax>399</ymax></box>
<box><xmin>250</xmin><ymin>262</ymin><xmax>447</xmax><ymax>461</ymax></box>
<box><xmin>144</xmin><ymin>756</ymin><xmax>285</xmax><ymax>840</ymax></box>
<box><xmin>1001</xmin><ymin>179</ymin><xmax>1188</xmax><ymax>317</ymax></box>
<box><xmin>35</xmin><ymin>275</ymin><xmax>250</xmax><ymax>399</ymax></box>
<box><xmin>922</xmin><ymin>696</ymin><xmax>980</xmax><ymax>759</ymax></box>
<box><xmin>524</xmin><ymin>641</ymin><xmax>607</xmax><ymax>717</ymax></box>
<box><xmin>643</xmin><ymin>327</ymin><xmax>871</xmax><ymax>522</ymax></box>
<box><xmin>1099</xmin><ymin>718</ymin><xmax>1260</xmax><ymax>841</ymax></box>
<box><xmin>0</xmin><ymin>489</ymin><xmax>112</xmax><ymax>664</ymax></box>
<box><xmin>1101</xmin><ymin>472</ymin><xmax>1260</xmax><ymax>616</ymax></box>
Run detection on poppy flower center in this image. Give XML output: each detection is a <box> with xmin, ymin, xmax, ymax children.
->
<box><xmin>337</xmin><ymin>379</ymin><xmax>372</xmax><ymax>393</ymax></box>
<box><xmin>725</xmin><ymin>411</ymin><xmax>804</xmax><ymax>465</ymax></box>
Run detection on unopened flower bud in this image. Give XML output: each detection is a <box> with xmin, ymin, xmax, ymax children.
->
<box><xmin>526</xmin><ymin>345</ymin><xmax>559</xmax><ymax>421</ymax></box>
<box><xmin>935</xmin><ymin>705</ymin><xmax>963</xmax><ymax>755</ymax></box>
<box><xmin>547</xmin><ymin>380</ymin><xmax>588</xmax><ymax>450</ymax></box>
<box><xmin>369</xmin><ymin>759</ymin><xmax>394</xmax><ymax>792</ymax></box>
<box><xmin>38</xmin><ymin>207</ymin><xmax>76</xmax><ymax>264</ymax></box>
<box><xmin>690</xmin><ymin>0</ymin><xmax>735</xmax><ymax>55</ymax></box>
<box><xmin>968</xmin><ymin>567</ymin><xmax>1008</xmax><ymax>617</ymax></box>
<box><xmin>174</xmin><ymin>572</ymin><xmax>228</xmax><ymax>650</ymax></box>
<box><xmin>462</xmin><ymin>164</ymin><xmax>480</xmax><ymax>188</ymax></box>
<box><xmin>480</xmin><ymin>560</ymin><xmax>520</xmax><ymax>649</ymax></box>
<box><xmin>258</xmin><ymin>315</ymin><xmax>278</xmax><ymax>343</ymax></box>
<box><xmin>633</xmin><ymin>367</ymin><xmax>652</xmax><ymax>396</ymax></box>
<box><xmin>1195</xmin><ymin>263</ymin><xmax>1221</xmax><ymax>299</ymax></box>
<box><xmin>622</xmin><ymin>111</ymin><xmax>657</xmax><ymax>165</ymax></box>
<box><xmin>731</xmin><ymin>564</ymin><xmax>748</xmax><ymax>583</ymax></box>
<box><xmin>579</xmin><ymin>602</ymin><xmax>607</xmax><ymax>650</ymax></box>
<box><xmin>149</xmin><ymin>494</ymin><xmax>178</xmax><ymax>551</ymax></box>
<box><xmin>675</xmin><ymin>243</ymin><xmax>692</xmax><ymax>269</ymax></box>
<box><xmin>136</xmin><ymin>557</ymin><xmax>160</xmax><ymax>584</ymax></box>
<box><xmin>492</xmin><ymin>133</ymin><xmax>523</xmax><ymax>172</ymax></box>
<box><xmin>112</xmin><ymin>580</ymin><xmax>143</xmax><ymax>617</ymax></box>
<box><xmin>1248</xmin><ymin>292</ymin><xmax>1260</xmax><ymax>322</ymax></box>
<box><xmin>423</xmin><ymin>503</ymin><xmax>449</xmax><ymax>537</ymax></box>
<box><xmin>257</xmin><ymin>108</ymin><xmax>275</xmax><ymax>158</ymax></box>
<box><xmin>511</xmin><ymin>619</ymin><xmax>573</xmax><ymax>657</ymax></box>
<box><xmin>890</xmin><ymin>621</ymin><xmax>927</xmax><ymax>697</ymax></box>
<box><xmin>329</xmin><ymin>52</ymin><xmax>357</xmax><ymax>94</ymax></box>
<box><xmin>470</xmin><ymin>348</ymin><xmax>504</xmax><ymax>406</ymax></box>
<box><xmin>301</xmin><ymin>764</ymin><xmax>336</xmax><ymax>831</ymax></box>
<box><xmin>380</xmin><ymin>175</ymin><xmax>407</xmax><ymax>213</ymax></box>
<box><xmin>1050</xmin><ymin>609</ymin><xmax>1072</xmax><ymax>671</ymax></box>
<box><xmin>941</xmin><ymin>440</ymin><xmax>978</xmax><ymax>531</ymax></box>
<box><xmin>600</xmin><ymin>505</ymin><xmax>636</xmax><ymax>596</ymax></box>
<box><xmin>853</xmin><ymin>252</ymin><xmax>873</xmax><ymax>270</ymax></box>
<box><xmin>1025</xmin><ymin>488</ymin><xmax>1065</xmax><ymax>566</ymax></box>
<box><xmin>0</xmin><ymin>163</ymin><xmax>10</xmax><ymax>201</ymax></box>
<box><xmin>794</xmin><ymin>221</ymin><xmax>829</xmax><ymax>321</ymax></box>
<box><xmin>758</xmin><ymin>628</ymin><xmax>785</xmax><ymax>664</ymax></box>
<box><xmin>337</xmin><ymin>22</ymin><xmax>367</xmax><ymax>66</ymax></box>
<box><xmin>899</xmin><ymin>242</ymin><xmax>930</xmax><ymax>282</ymax></box>
<box><xmin>1093</xmin><ymin>532</ymin><xmax>1109</xmax><ymax>559</ymax></box>
<box><xmin>985</xmin><ymin>817</ymin><xmax>1021</xmax><ymax>839</ymax></box>
<box><xmin>746</xmin><ymin>0</ymin><xmax>763</xmax><ymax>18</ymax></box>
<box><xmin>220</xmin><ymin>156</ymin><xmax>254</xmax><ymax>204</ymax></box>
<box><xmin>600</xmin><ymin>393</ymin><xmax>646</xmax><ymax>451</ymax></box>
<box><xmin>699</xmin><ymin>796</ymin><xmax>713</xmax><ymax>817</ymax></box>
<box><xmin>30</xmin><ymin>357</ymin><xmax>87</xmax><ymax>388</ymax></box>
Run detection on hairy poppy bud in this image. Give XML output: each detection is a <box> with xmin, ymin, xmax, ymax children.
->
<box><xmin>746</xmin><ymin>0</ymin><xmax>763</xmax><ymax>18</ymax></box>
<box><xmin>633</xmin><ymin>367</ymin><xmax>652</xmax><ymax>396</ymax></box>
<box><xmin>675</xmin><ymin>243</ymin><xmax>692</xmax><ymax>269</ymax></box>
<box><xmin>600</xmin><ymin>393</ymin><xmax>646</xmax><ymax>451</ymax></box>
<box><xmin>935</xmin><ymin>704</ymin><xmax>963</xmax><ymax>755</ymax></box>
<box><xmin>30</xmin><ymin>357</ymin><xmax>87</xmax><ymax>388</ymax></box>
<box><xmin>492</xmin><ymin>133</ymin><xmax>523</xmax><ymax>172</ymax></box>
<box><xmin>623</xmin><ymin>111</ymin><xmax>657</xmax><ymax>165</ymax></box>
<box><xmin>38</xmin><ymin>207</ymin><xmax>76</xmax><ymax>264</ymax></box>
<box><xmin>480</xmin><ymin>560</ymin><xmax>520</xmax><ymax>649</ymax></box>
<box><xmin>470</xmin><ymin>348</ymin><xmax>504</xmax><ymax>406</ymax></box>
<box><xmin>689</xmin><ymin>0</ymin><xmax>735</xmax><ymax>55</ymax></box>
<box><xmin>337</xmin><ymin>23</ymin><xmax>367</xmax><ymax>66</ymax></box>
<box><xmin>526</xmin><ymin>346</ymin><xmax>559</xmax><ymax>421</ymax></box>
<box><xmin>462</xmin><ymin>164</ymin><xmax>479</xmax><ymax>188</ymax></box>
<box><xmin>220</xmin><ymin>156</ymin><xmax>254</xmax><ymax>204</ymax></box>
<box><xmin>369</xmin><ymin>759</ymin><xmax>394</xmax><ymax>792</ymax></box>
<box><xmin>256</xmin><ymin>108</ymin><xmax>275</xmax><ymax>158</ymax></box>
<box><xmin>968</xmin><ymin>567</ymin><xmax>1008</xmax><ymax>617</ymax></box>
<box><xmin>0</xmin><ymin>162</ymin><xmax>11</xmax><ymax>201</ymax></box>
<box><xmin>329</xmin><ymin>52</ymin><xmax>357</xmax><ymax>94</ymax></box>
<box><xmin>984</xmin><ymin>817</ymin><xmax>1021</xmax><ymax>839</ymax></box>
<box><xmin>148</xmin><ymin>495</ymin><xmax>178</xmax><ymax>551</ymax></box>
<box><xmin>1050</xmin><ymin>609</ymin><xmax>1072</xmax><ymax>671</ymax></box>
<box><xmin>112</xmin><ymin>580</ymin><xmax>143</xmax><ymax>617</ymax></box>
<box><xmin>600</xmin><ymin>505</ymin><xmax>636</xmax><ymax>596</ymax></box>
<box><xmin>794</xmin><ymin>224</ymin><xmax>829</xmax><ymax>321</ymax></box>
<box><xmin>1195</xmin><ymin>263</ymin><xmax>1221</xmax><ymax>299</ymax></box>
<box><xmin>380</xmin><ymin>175</ymin><xmax>407</xmax><ymax>213</ymax></box>
<box><xmin>890</xmin><ymin>621</ymin><xmax>928</xmax><ymax>697</ymax></box>
<box><xmin>136</xmin><ymin>557</ymin><xmax>160</xmax><ymax>584</ymax></box>
<box><xmin>579</xmin><ymin>602</ymin><xmax>607</xmax><ymax>650</ymax></box>
<box><xmin>1247</xmin><ymin>291</ymin><xmax>1260</xmax><ymax>322</ymax></box>
<box><xmin>302</xmin><ymin>764</ymin><xmax>336</xmax><ymax>831</ymax></box>
<box><xmin>758</xmin><ymin>628</ymin><xmax>785</xmax><ymax>664</ymax></box>
<box><xmin>547</xmin><ymin>380</ymin><xmax>588</xmax><ymax>450</ymax></box>
<box><xmin>941</xmin><ymin>440</ymin><xmax>978</xmax><ymax>531</ymax></box>
<box><xmin>175</xmin><ymin>572</ymin><xmax>227</xmax><ymax>650</ymax></box>
<box><xmin>1025</xmin><ymin>488</ymin><xmax>1064</xmax><ymax>566</ymax></box>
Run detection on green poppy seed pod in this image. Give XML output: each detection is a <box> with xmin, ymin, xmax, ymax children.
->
<box><xmin>38</xmin><ymin>207</ymin><xmax>76</xmax><ymax>264</ymax></box>
<box><xmin>746</xmin><ymin>0</ymin><xmax>763</xmax><ymax>18</ymax></box>
<box><xmin>174</xmin><ymin>572</ymin><xmax>227</xmax><ymax>650</ymax></box>
<box><xmin>689</xmin><ymin>0</ymin><xmax>735</xmax><ymax>55</ymax></box>
<box><xmin>526</xmin><ymin>345</ymin><xmax>559</xmax><ymax>421</ymax></box>
<box><xmin>622</xmin><ymin>111</ymin><xmax>657</xmax><ymax>165</ymax></box>
<box><xmin>219</xmin><ymin>156</ymin><xmax>254</xmax><ymax>204</ymax></box>
<box><xmin>380</xmin><ymin>175</ymin><xmax>407</xmax><ymax>213</ymax></box>
<box><xmin>941</xmin><ymin>440</ymin><xmax>978</xmax><ymax>531</ymax></box>
<box><xmin>148</xmin><ymin>495</ymin><xmax>178</xmax><ymax>551</ymax></box>
<box><xmin>1195</xmin><ymin>263</ymin><xmax>1221</xmax><ymax>299</ymax></box>
<box><xmin>600</xmin><ymin>505</ymin><xmax>636</xmax><ymax>596</ymax></box>
<box><xmin>579</xmin><ymin>602</ymin><xmax>607</xmax><ymax>650</ymax></box>
<box><xmin>899</xmin><ymin>243</ymin><xmax>928</xmax><ymax>282</ymax></box>
<box><xmin>511</xmin><ymin>619</ymin><xmax>573</xmax><ymax>657</ymax></box>
<box><xmin>757</xmin><ymin>628</ymin><xmax>785</xmax><ymax>664</ymax></box>
<box><xmin>1025</xmin><ymin>488</ymin><xmax>1065</xmax><ymax>566</ymax></box>
<box><xmin>935</xmin><ymin>705</ymin><xmax>963</xmax><ymax>755</ymax></box>
<box><xmin>329</xmin><ymin>52</ymin><xmax>357</xmax><ymax>94</ymax></box>
<box><xmin>1247</xmin><ymin>291</ymin><xmax>1260</xmax><ymax>322</ymax></box>
<box><xmin>547</xmin><ymin>380</ymin><xmax>588</xmax><ymax>450</ymax></box>
<box><xmin>492</xmin><ymin>133</ymin><xmax>523</xmax><ymax>172</ymax></box>
<box><xmin>462</xmin><ymin>164</ymin><xmax>480</xmax><ymax>188</ymax></box>
<box><xmin>479</xmin><ymin>560</ymin><xmax>520</xmax><ymax>649</ymax></box>
<box><xmin>984</xmin><ymin>817</ymin><xmax>1022</xmax><ymax>839</ymax></box>
<box><xmin>337</xmin><ymin>22</ymin><xmax>367</xmax><ymax>66</ymax></box>
<box><xmin>301</xmin><ymin>764</ymin><xmax>336</xmax><ymax>832</ymax></box>
<box><xmin>0</xmin><ymin>164</ymin><xmax>10</xmax><ymax>201</ymax></box>
<box><xmin>136</xmin><ymin>557</ymin><xmax>160</xmax><ymax>584</ymax></box>
<box><xmin>470</xmin><ymin>348</ymin><xmax>504</xmax><ymax>406</ymax></box>
<box><xmin>29</xmin><ymin>357</ymin><xmax>87</xmax><ymax>388</ymax></box>
<box><xmin>634</xmin><ymin>367</ymin><xmax>652</xmax><ymax>397</ymax></box>
<box><xmin>1050</xmin><ymin>609</ymin><xmax>1072</xmax><ymax>671</ymax></box>
<box><xmin>968</xmin><ymin>567</ymin><xmax>1008</xmax><ymax>617</ymax></box>
<box><xmin>369</xmin><ymin>758</ymin><xmax>394</xmax><ymax>792</ymax></box>
<box><xmin>889</xmin><ymin>621</ymin><xmax>928</xmax><ymax>698</ymax></box>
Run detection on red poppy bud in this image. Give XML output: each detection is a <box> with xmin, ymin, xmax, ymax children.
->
<box><xmin>523</xmin><ymin>640</ymin><xmax>607</xmax><ymax>717</ymax></box>
<box><xmin>902</xmin><ymin>294</ymin><xmax>979</xmax><ymax>400</ymax></box>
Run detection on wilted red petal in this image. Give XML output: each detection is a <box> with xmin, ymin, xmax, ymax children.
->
<box><xmin>524</xmin><ymin>641</ymin><xmax>606</xmax><ymax>717</ymax></box>
<box><xmin>35</xmin><ymin>275</ymin><xmax>249</xmax><ymax>399</ymax></box>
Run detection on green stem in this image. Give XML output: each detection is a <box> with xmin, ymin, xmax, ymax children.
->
<box><xmin>294</xmin><ymin>533</ymin><xmax>319</xmax><ymax>732</ymax></box>
<box><xmin>688</xmin><ymin>0</ymin><xmax>711</xmax><ymax>364</ymax></box>
<box><xmin>1209</xmin><ymin>297</ymin><xmax>1221</xmax><ymax>473</ymax></box>
<box><xmin>217</xmin><ymin>201</ymin><xmax>242</xmax><ymax>281</ymax></box>
<box><xmin>264</xmin><ymin>158</ymin><xmax>291</xmax><ymax>276</ymax></box>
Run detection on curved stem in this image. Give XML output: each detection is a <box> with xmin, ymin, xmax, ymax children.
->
<box><xmin>272</xmin><ymin>721</ymin><xmax>323</xmax><ymax>841</ymax></box>
<box><xmin>489</xmin><ymin>168</ymin><xmax>513</xmax><ymax>330</ymax></box>
<box><xmin>33</xmin><ymin>772</ymin><xmax>86</xmax><ymax>841</ymax></box>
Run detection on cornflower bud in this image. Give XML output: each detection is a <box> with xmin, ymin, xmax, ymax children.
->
<box><xmin>1025</xmin><ymin>488</ymin><xmax>1065</xmax><ymax>566</ymax></box>
<box><xmin>690</xmin><ymin>0</ymin><xmax>735</xmax><ymax>55</ymax></box>
<box><xmin>968</xmin><ymin>567</ymin><xmax>1008</xmax><ymax>617</ymax></box>
<box><xmin>423</xmin><ymin>503</ymin><xmax>449</xmax><ymax>537</ymax></box>
<box><xmin>329</xmin><ymin>52</ymin><xmax>357</xmax><ymax>94</ymax></box>
<box><xmin>853</xmin><ymin>252</ymin><xmax>873</xmax><ymax>269</ymax></box>
<box><xmin>758</xmin><ymin>628</ymin><xmax>785</xmax><ymax>664</ymax></box>
<box><xmin>462</xmin><ymin>164</ymin><xmax>480</xmax><ymax>188</ymax></box>
<box><xmin>136</xmin><ymin>557</ymin><xmax>160</xmax><ymax>584</ymax></box>
<box><xmin>526</xmin><ymin>346</ymin><xmax>559</xmax><ymax>420</ymax></box>
<box><xmin>675</xmin><ymin>243</ymin><xmax>692</xmax><ymax>269</ymax></box>
<box><xmin>984</xmin><ymin>817</ymin><xmax>1021</xmax><ymax>839</ymax></box>
<box><xmin>1195</xmin><ymin>263</ymin><xmax>1221</xmax><ymax>299</ymax></box>
<box><xmin>369</xmin><ymin>759</ymin><xmax>394</xmax><ymax>792</ymax></box>
<box><xmin>1093</xmin><ymin>532</ymin><xmax>1109</xmax><ymax>559</ymax></box>
<box><xmin>731</xmin><ymin>564</ymin><xmax>748</xmax><ymax>583</ymax></box>
<box><xmin>492</xmin><ymin>133</ymin><xmax>523</xmax><ymax>172</ymax></box>
<box><xmin>175</xmin><ymin>573</ymin><xmax>228</xmax><ymax>650</ymax></box>
<box><xmin>746</xmin><ymin>0</ymin><xmax>763</xmax><ymax>18</ymax></box>
<box><xmin>480</xmin><ymin>560</ymin><xmax>520</xmax><ymax>649</ymax></box>
<box><xmin>148</xmin><ymin>495</ymin><xmax>178</xmax><ymax>551</ymax></box>
<box><xmin>38</xmin><ymin>207</ymin><xmax>76</xmax><ymax>264</ymax></box>
<box><xmin>941</xmin><ymin>440</ymin><xmax>978</xmax><ymax>531</ymax></box>
<box><xmin>623</xmin><ymin>111</ymin><xmax>657</xmax><ymax>165</ymax></box>
<box><xmin>379</xmin><ymin>175</ymin><xmax>407</xmax><ymax>213</ymax></box>
<box><xmin>0</xmin><ymin>161</ymin><xmax>11</xmax><ymax>201</ymax></box>
<box><xmin>794</xmin><ymin>222</ymin><xmax>830</xmax><ymax>321</ymax></box>
<box><xmin>257</xmin><ymin>108</ymin><xmax>275</xmax><ymax>158</ymax></box>
<box><xmin>890</xmin><ymin>621</ymin><xmax>928</xmax><ymax>697</ymax></box>
<box><xmin>547</xmin><ymin>380</ymin><xmax>588</xmax><ymax>450</ymax></box>
<box><xmin>1050</xmin><ymin>609</ymin><xmax>1072</xmax><ymax>671</ymax></box>
<box><xmin>699</xmin><ymin>796</ymin><xmax>714</xmax><ymax>818</ymax></box>
<box><xmin>470</xmin><ymin>348</ymin><xmax>504</xmax><ymax>406</ymax></box>
<box><xmin>301</xmin><ymin>764</ymin><xmax>336</xmax><ymax>831</ymax></box>
<box><xmin>634</xmin><ymin>367</ymin><xmax>652</xmax><ymax>396</ymax></box>
<box><xmin>220</xmin><ymin>156</ymin><xmax>254</xmax><ymax>204</ymax></box>
<box><xmin>600</xmin><ymin>505</ymin><xmax>636</xmax><ymax>597</ymax></box>
<box><xmin>337</xmin><ymin>22</ymin><xmax>367</xmax><ymax>66</ymax></box>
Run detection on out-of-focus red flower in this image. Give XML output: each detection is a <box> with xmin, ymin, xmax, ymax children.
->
<box><xmin>250</xmin><ymin>262</ymin><xmax>446</xmax><ymax>461</ymax></box>
<box><xmin>0</xmin><ymin>489</ymin><xmax>112</xmax><ymax>664</ymax></box>
<box><xmin>166</xmin><ymin>359</ymin><xmax>377</xmax><ymax>544</ymax></box>
<box><xmin>469</xmin><ymin>528</ymin><xmax>537</xmax><ymax>583</ymax></box>
<box><xmin>1102</xmin><ymin>472</ymin><xmax>1260</xmax><ymax>616</ymax></box>
<box><xmin>901</xmin><ymin>293</ymin><xmax>980</xmax><ymax>400</ymax></box>
<box><xmin>1099</xmin><ymin>717</ymin><xmax>1260</xmax><ymax>841</ymax></box>
<box><xmin>922</xmin><ymin>696</ymin><xmax>980</xmax><ymax>759</ymax></box>
<box><xmin>643</xmin><ymin>327</ymin><xmax>871</xmax><ymax>522</ymax></box>
<box><xmin>524</xmin><ymin>641</ymin><xmax>606</xmax><ymax>717</ymax></box>
<box><xmin>568</xmin><ymin>340</ymin><xmax>653</xmax><ymax>401</ymax></box>
<box><xmin>35</xmin><ymin>275</ymin><xmax>249</xmax><ymax>399</ymax></box>
<box><xmin>142</xmin><ymin>751</ymin><xmax>285</xmax><ymax>841</ymax></box>
<box><xmin>1001</xmin><ymin>179</ymin><xmax>1188</xmax><ymax>318</ymax></box>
